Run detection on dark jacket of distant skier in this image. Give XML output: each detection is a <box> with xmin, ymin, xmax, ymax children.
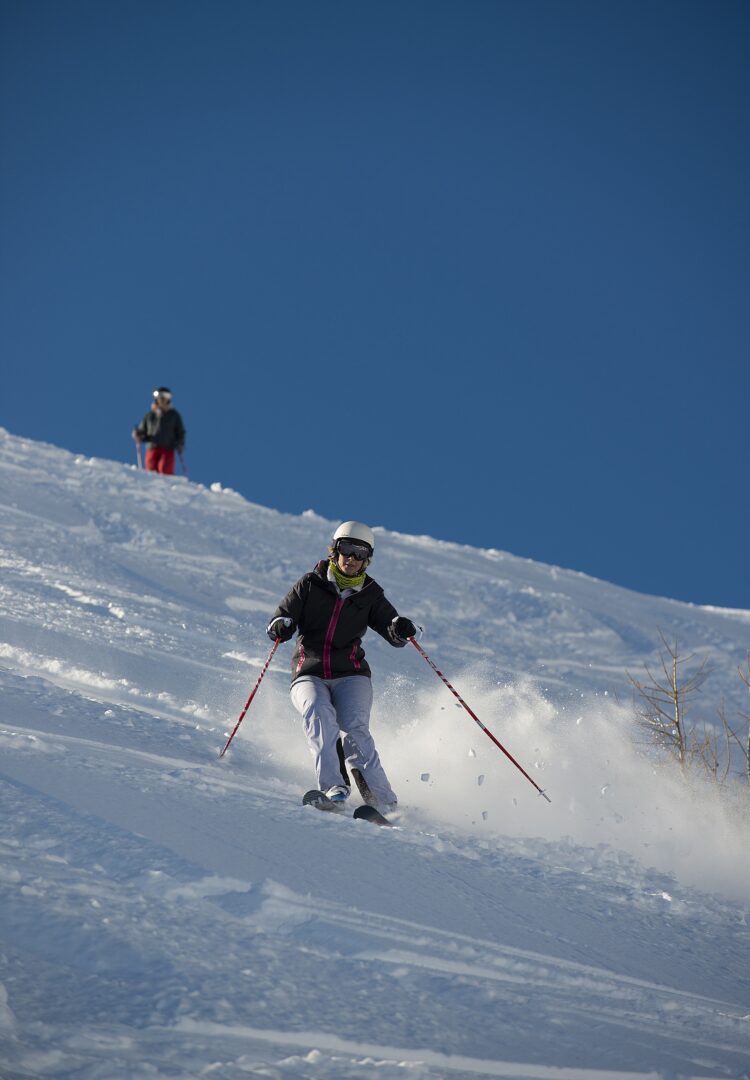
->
<box><xmin>134</xmin><ymin>408</ymin><xmax>186</xmax><ymax>452</ymax></box>
<box><xmin>270</xmin><ymin>560</ymin><xmax>407</xmax><ymax>683</ymax></box>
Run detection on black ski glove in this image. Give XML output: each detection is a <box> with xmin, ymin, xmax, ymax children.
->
<box><xmin>392</xmin><ymin>616</ymin><xmax>417</xmax><ymax>643</ymax></box>
<box><xmin>267</xmin><ymin>617</ymin><xmax>295</xmax><ymax>643</ymax></box>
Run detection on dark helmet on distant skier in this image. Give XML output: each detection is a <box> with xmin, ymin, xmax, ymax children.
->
<box><xmin>153</xmin><ymin>387</ymin><xmax>172</xmax><ymax>405</ymax></box>
<box><xmin>330</xmin><ymin>521</ymin><xmax>375</xmax><ymax>563</ymax></box>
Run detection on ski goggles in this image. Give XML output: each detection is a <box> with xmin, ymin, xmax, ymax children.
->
<box><xmin>153</xmin><ymin>391</ymin><xmax>172</xmax><ymax>403</ymax></box>
<box><xmin>336</xmin><ymin>540</ymin><xmax>371</xmax><ymax>560</ymax></box>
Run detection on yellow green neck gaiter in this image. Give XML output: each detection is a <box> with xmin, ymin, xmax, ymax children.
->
<box><xmin>329</xmin><ymin>559</ymin><xmax>366</xmax><ymax>591</ymax></box>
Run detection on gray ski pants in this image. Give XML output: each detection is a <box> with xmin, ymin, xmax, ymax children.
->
<box><xmin>290</xmin><ymin>675</ymin><xmax>397</xmax><ymax>806</ymax></box>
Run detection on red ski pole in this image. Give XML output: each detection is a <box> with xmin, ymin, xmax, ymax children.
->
<box><xmin>409</xmin><ymin>638</ymin><xmax>551</xmax><ymax>802</ymax></box>
<box><xmin>219</xmin><ymin>639</ymin><xmax>280</xmax><ymax>758</ymax></box>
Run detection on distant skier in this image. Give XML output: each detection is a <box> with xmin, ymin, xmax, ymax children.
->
<box><xmin>267</xmin><ymin>521</ymin><xmax>417</xmax><ymax>811</ymax></box>
<box><xmin>133</xmin><ymin>387</ymin><xmax>186</xmax><ymax>475</ymax></box>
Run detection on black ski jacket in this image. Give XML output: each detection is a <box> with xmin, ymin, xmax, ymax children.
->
<box><xmin>271</xmin><ymin>561</ymin><xmax>406</xmax><ymax>683</ymax></box>
<box><xmin>134</xmin><ymin>408</ymin><xmax>186</xmax><ymax>451</ymax></box>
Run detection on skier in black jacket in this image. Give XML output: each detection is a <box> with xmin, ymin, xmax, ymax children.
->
<box><xmin>267</xmin><ymin>521</ymin><xmax>417</xmax><ymax>810</ymax></box>
<box><xmin>133</xmin><ymin>387</ymin><xmax>186</xmax><ymax>474</ymax></box>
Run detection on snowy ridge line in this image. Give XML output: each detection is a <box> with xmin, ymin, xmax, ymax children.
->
<box><xmin>0</xmin><ymin>722</ymin><xmax>294</xmax><ymax>801</ymax></box>
<box><xmin>0</xmin><ymin>632</ymin><xmax>246</xmax><ymax>682</ymax></box>
<box><xmin>0</xmin><ymin>642</ymin><xmax>232</xmax><ymax>725</ymax></box>
<box><xmin>0</xmin><ymin>642</ymin><xmax>133</xmax><ymax>694</ymax></box>
<box><xmin>0</xmin><ymin>723</ymin><xmax>208</xmax><ymax>773</ymax></box>
<box><xmin>171</xmin><ymin>1020</ymin><xmax>667</xmax><ymax>1079</ymax></box>
<box><xmin>698</xmin><ymin>603</ymin><xmax>750</xmax><ymax>621</ymax></box>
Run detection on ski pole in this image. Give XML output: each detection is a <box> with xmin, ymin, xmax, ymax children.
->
<box><xmin>219</xmin><ymin>638</ymin><xmax>280</xmax><ymax>758</ymax></box>
<box><xmin>178</xmin><ymin>450</ymin><xmax>189</xmax><ymax>478</ymax></box>
<box><xmin>409</xmin><ymin>637</ymin><xmax>551</xmax><ymax>802</ymax></box>
<box><xmin>135</xmin><ymin>437</ymin><xmax>143</xmax><ymax>469</ymax></box>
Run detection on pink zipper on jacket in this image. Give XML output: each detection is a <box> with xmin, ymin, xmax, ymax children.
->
<box><xmin>323</xmin><ymin>598</ymin><xmax>345</xmax><ymax>679</ymax></box>
<box><xmin>349</xmin><ymin>641</ymin><xmax>361</xmax><ymax>670</ymax></box>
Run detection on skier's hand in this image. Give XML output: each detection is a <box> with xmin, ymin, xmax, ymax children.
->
<box><xmin>267</xmin><ymin>616</ymin><xmax>295</xmax><ymax>643</ymax></box>
<box><xmin>392</xmin><ymin>616</ymin><xmax>417</xmax><ymax>643</ymax></box>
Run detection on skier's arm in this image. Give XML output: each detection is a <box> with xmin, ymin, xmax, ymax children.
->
<box><xmin>267</xmin><ymin>577</ymin><xmax>308</xmax><ymax>641</ymax></box>
<box><xmin>370</xmin><ymin>594</ymin><xmax>416</xmax><ymax>648</ymax></box>
<box><xmin>174</xmin><ymin>412</ymin><xmax>186</xmax><ymax>452</ymax></box>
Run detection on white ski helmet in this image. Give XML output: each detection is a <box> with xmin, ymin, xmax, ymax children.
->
<box><xmin>332</xmin><ymin>520</ymin><xmax>375</xmax><ymax>555</ymax></box>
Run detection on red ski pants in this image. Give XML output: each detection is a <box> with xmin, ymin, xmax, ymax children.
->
<box><xmin>145</xmin><ymin>447</ymin><xmax>176</xmax><ymax>474</ymax></box>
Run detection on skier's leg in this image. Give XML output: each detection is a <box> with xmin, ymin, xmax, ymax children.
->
<box><xmin>331</xmin><ymin>676</ymin><xmax>397</xmax><ymax>806</ymax></box>
<box><xmin>336</xmin><ymin>737</ymin><xmax>350</xmax><ymax>785</ymax></box>
<box><xmin>290</xmin><ymin>677</ymin><xmax>349</xmax><ymax>793</ymax></box>
<box><xmin>160</xmin><ymin>449</ymin><xmax>176</xmax><ymax>475</ymax></box>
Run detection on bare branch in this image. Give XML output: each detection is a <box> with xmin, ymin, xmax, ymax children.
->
<box><xmin>629</xmin><ymin>631</ymin><xmax>713</xmax><ymax>770</ymax></box>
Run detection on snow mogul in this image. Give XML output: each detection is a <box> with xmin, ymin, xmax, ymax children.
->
<box><xmin>267</xmin><ymin>521</ymin><xmax>417</xmax><ymax>812</ymax></box>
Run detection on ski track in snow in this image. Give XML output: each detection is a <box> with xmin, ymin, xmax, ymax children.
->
<box><xmin>1</xmin><ymin>428</ymin><xmax>750</xmax><ymax>1079</ymax></box>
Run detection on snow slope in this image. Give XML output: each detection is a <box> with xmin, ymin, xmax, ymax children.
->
<box><xmin>1</xmin><ymin>428</ymin><xmax>749</xmax><ymax>1079</ymax></box>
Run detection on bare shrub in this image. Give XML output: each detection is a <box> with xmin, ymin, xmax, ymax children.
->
<box><xmin>629</xmin><ymin>638</ymin><xmax>749</xmax><ymax>789</ymax></box>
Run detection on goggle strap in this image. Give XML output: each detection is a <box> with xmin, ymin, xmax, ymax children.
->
<box><xmin>336</xmin><ymin>541</ymin><xmax>372</xmax><ymax>559</ymax></box>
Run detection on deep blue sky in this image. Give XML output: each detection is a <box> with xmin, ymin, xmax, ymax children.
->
<box><xmin>2</xmin><ymin>1</ymin><xmax>748</xmax><ymax>608</ymax></box>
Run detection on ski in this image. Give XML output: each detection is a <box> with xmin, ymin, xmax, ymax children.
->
<box><xmin>353</xmin><ymin>804</ymin><xmax>393</xmax><ymax>828</ymax></box>
<box><xmin>302</xmin><ymin>789</ymin><xmax>346</xmax><ymax>813</ymax></box>
<box><xmin>302</xmin><ymin>789</ymin><xmax>393</xmax><ymax>827</ymax></box>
